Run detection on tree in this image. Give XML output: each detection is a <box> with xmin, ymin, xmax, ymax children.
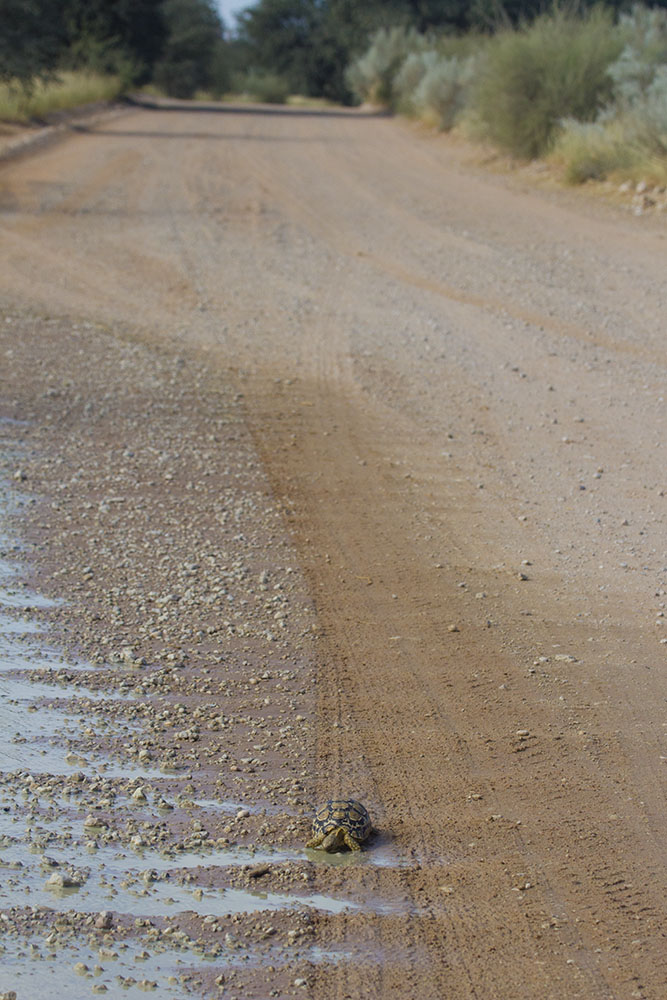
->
<box><xmin>236</xmin><ymin>0</ymin><xmax>320</xmax><ymax>94</ymax></box>
<box><xmin>152</xmin><ymin>0</ymin><xmax>225</xmax><ymax>99</ymax></box>
<box><xmin>236</xmin><ymin>0</ymin><xmax>412</xmax><ymax>102</ymax></box>
<box><xmin>0</xmin><ymin>0</ymin><xmax>66</xmax><ymax>86</ymax></box>
<box><xmin>60</xmin><ymin>0</ymin><xmax>166</xmax><ymax>82</ymax></box>
<box><xmin>229</xmin><ymin>0</ymin><xmax>667</xmax><ymax>105</ymax></box>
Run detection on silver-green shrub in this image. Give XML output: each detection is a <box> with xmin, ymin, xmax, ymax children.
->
<box><xmin>413</xmin><ymin>54</ymin><xmax>477</xmax><ymax>130</ymax></box>
<box><xmin>393</xmin><ymin>49</ymin><xmax>435</xmax><ymax>113</ymax></box>
<box><xmin>345</xmin><ymin>26</ymin><xmax>426</xmax><ymax>108</ymax></box>
<box><xmin>622</xmin><ymin>65</ymin><xmax>667</xmax><ymax>154</ymax></box>
<box><xmin>602</xmin><ymin>5</ymin><xmax>667</xmax><ymax>154</ymax></box>
<box><xmin>554</xmin><ymin>3</ymin><xmax>667</xmax><ymax>184</ymax></box>
<box><xmin>616</xmin><ymin>4</ymin><xmax>667</xmax><ymax>90</ymax></box>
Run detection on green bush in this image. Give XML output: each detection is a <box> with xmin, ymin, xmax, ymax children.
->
<box><xmin>470</xmin><ymin>8</ymin><xmax>622</xmax><ymax>159</ymax></box>
<box><xmin>236</xmin><ymin>69</ymin><xmax>289</xmax><ymax>104</ymax></box>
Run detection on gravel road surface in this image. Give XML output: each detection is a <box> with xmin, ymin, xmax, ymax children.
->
<box><xmin>0</xmin><ymin>100</ymin><xmax>665</xmax><ymax>999</ymax></box>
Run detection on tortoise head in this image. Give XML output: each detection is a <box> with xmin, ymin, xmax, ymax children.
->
<box><xmin>321</xmin><ymin>827</ymin><xmax>347</xmax><ymax>852</ymax></box>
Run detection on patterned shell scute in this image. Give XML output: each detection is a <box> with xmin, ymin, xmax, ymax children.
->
<box><xmin>312</xmin><ymin>799</ymin><xmax>371</xmax><ymax>841</ymax></box>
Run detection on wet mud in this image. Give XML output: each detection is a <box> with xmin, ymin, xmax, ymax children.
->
<box><xmin>0</xmin><ymin>316</ymin><xmax>416</xmax><ymax>1000</ymax></box>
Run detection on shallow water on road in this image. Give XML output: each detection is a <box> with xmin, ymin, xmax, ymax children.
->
<box><xmin>0</xmin><ymin>934</ymin><xmax>209</xmax><ymax>999</ymax></box>
<box><xmin>0</xmin><ymin>612</ymin><xmax>44</xmax><ymax>635</ymax></box>
<box><xmin>0</xmin><ymin>472</ymin><xmax>414</xmax><ymax>1000</ymax></box>
<box><xmin>0</xmin><ymin>581</ymin><xmax>398</xmax><ymax>888</ymax></box>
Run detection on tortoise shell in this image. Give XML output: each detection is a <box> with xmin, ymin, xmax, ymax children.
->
<box><xmin>312</xmin><ymin>799</ymin><xmax>372</xmax><ymax>842</ymax></box>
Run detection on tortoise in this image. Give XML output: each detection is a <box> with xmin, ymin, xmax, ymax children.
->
<box><xmin>306</xmin><ymin>799</ymin><xmax>372</xmax><ymax>852</ymax></box>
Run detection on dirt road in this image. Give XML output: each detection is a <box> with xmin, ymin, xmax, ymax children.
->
<box><xmin>0</xmin><ymin>101</ymin><xmax>666</xmax><ymax>999</ymax></box>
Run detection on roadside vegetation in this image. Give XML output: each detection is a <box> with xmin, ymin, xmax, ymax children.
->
<box><xmin>0</xmin><ymin>71</ymin><xmax>124</xmax><ymax>124</ymax></box>
<box><xmin>0</xmin><ymin>0</ymin><xmax>230</xmax><ymax>120</ymax></box>
<box><xmin>1</xmin><ymin>1</ymin><xmax>666</xmax><ymax>189</ymax></box>
<box><xmin>346</xmin><ymin>3</ymin><xmax>667</xmax><ymax>187</ymax></box>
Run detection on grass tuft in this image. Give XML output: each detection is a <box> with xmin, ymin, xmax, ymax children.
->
<box><xmin>551</xmin><ymin>118</ymin><xmax>640</xmax><ymax>183</ymax></box>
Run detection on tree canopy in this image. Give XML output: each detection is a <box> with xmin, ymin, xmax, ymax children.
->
<box><xmin>3</xmin><ymin>0</ymin><xmax>667</xmax><ymax>102</ymax></box>
<box><xmin>152</xmin><ymin>0</ymin><xmax>225</xmax><ymax>98</ymax></box>
<box><xmin>0</xmin><ymin>0</ymin><xmax>67</xmax><ymax>86</ymax></box>
<box><xmin>62</xmin><ymin>0</ymin><xmax>167</xmax><ymax>79</ymax></box>
<box><xmin>234</xmin><ymin>0</ymin><xmax>667</xmax><ymax>104</ymax></box>
<box><xmin>0</xmin><ymin>0</ymin><xmax>223</xmax><ymax>93</ymax></box>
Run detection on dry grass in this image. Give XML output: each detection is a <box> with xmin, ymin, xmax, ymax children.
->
<box><xmin>0</xmin><ymin>71</ymin><xmax>123</xmax><ymax>123</ymax></box>
<box><xmin>550</xmin><ymin>117</ymin><xmax>667</xmax><ymax>186</ymax></box>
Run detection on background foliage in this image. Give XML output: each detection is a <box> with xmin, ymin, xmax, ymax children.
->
<box><xmin>1</xmin><ymin>0</ymin><xmax>667</xmax><ymax>182</ymax></box>
<box><xmin>0</xmin><ymin>0</ymin><xmax>223</xmax><ymax>95</ymax></box>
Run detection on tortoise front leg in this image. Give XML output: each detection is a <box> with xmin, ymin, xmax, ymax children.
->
<box><xmin>343</xmin><ymin>831</ymin><xmax>361</xmax><ymax>851</ymax></box>
<box><xmin>306</xmin><ymin>831</ymin><xmax>325</xmax><ymax>849</ymax></box>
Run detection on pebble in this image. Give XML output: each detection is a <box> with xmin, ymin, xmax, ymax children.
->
<box><xmin>83</xmin><ymin>815</ymin><xmax>106</xmax><ymax>829</ymax></box>
<box><xmin>248</xmin><ymin>864</ymin><xmax>271</xmax><ymax>879</ymax></box>
<box><xmin>46</xmin><ymin>871</ymin><xmax>83</xmax><ymax>889</ymax></box>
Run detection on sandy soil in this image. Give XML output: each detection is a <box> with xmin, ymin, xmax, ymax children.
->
<box><xmin>0</xmin><ymin>100</ymin><xmax>665</xmax><ymax>999</ymax></box>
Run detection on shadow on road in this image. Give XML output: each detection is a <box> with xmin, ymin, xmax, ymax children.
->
<box><xmin>122</xmin><ymin>95</ymin><xmax>389</xmax><ymax>120</ymax></box>
<box><xmin>71</xmin><ymin>126</ymin><xmax>346</xmax><ymax>142</ymax></box>
<box><xmin>69</xmin><ymin>97</ymin><xmax>389</xmax><ymax>142</ymax></box>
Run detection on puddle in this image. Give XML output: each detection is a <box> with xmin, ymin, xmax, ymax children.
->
<box><xmin>305</xmin><ymin>840</ymin><xmax>409</xmax><ymax>869</ymax></box>
<box><xmin>0</xmin><ymin>584</ymin><xmax>61</xmax><ymax>610</ymax></box>
<box><xmin>0</xmin><ymin>673</ymin><xmax>143</xmax><ymax>777</ymax></box>
<box><xmin>0</xmin><ymin>841</ymin><xmax>359</xmax><ymax>918</ymax></box>
<box><xmin>0</xmin><ymin>934</ymin><xmax>361</xmax><ymax>1000</ymax></box>
<box><xmin>0</xmin><ymin>644</ymin><xmax>372</xmax><ymax>922</ymax></box>
<box><xmin>0</xmin><ymin>557</ymin><xmax>17</xmax><ymax>577</ymax></box>
<box><xmin>0</xmin><ymin>935</ymin><xmax>209</xmax><ymax>1000</ymax></box>
<box><xmin>0</xmin><ymin>473</ymin><xmax>411</xmax><ymax>1000</ymax></box>
<box><xmin>0</xmin><ymin>634</ymin><xmax>64</xmax><ymax>669</ymax></box>
<box><xmin>0</xmin><ymin>674</ymin><xmax>135</xmax><ymax>703</ymax></box>
<box><xmin>0</xmin><ymin>612</ymin><xmax>45</xmax><ymax>635</ymax></box>
<box><xmin>111</xmin><ymin>844</ymin><xmax>301</xmax><ymax>871</ymax></box>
